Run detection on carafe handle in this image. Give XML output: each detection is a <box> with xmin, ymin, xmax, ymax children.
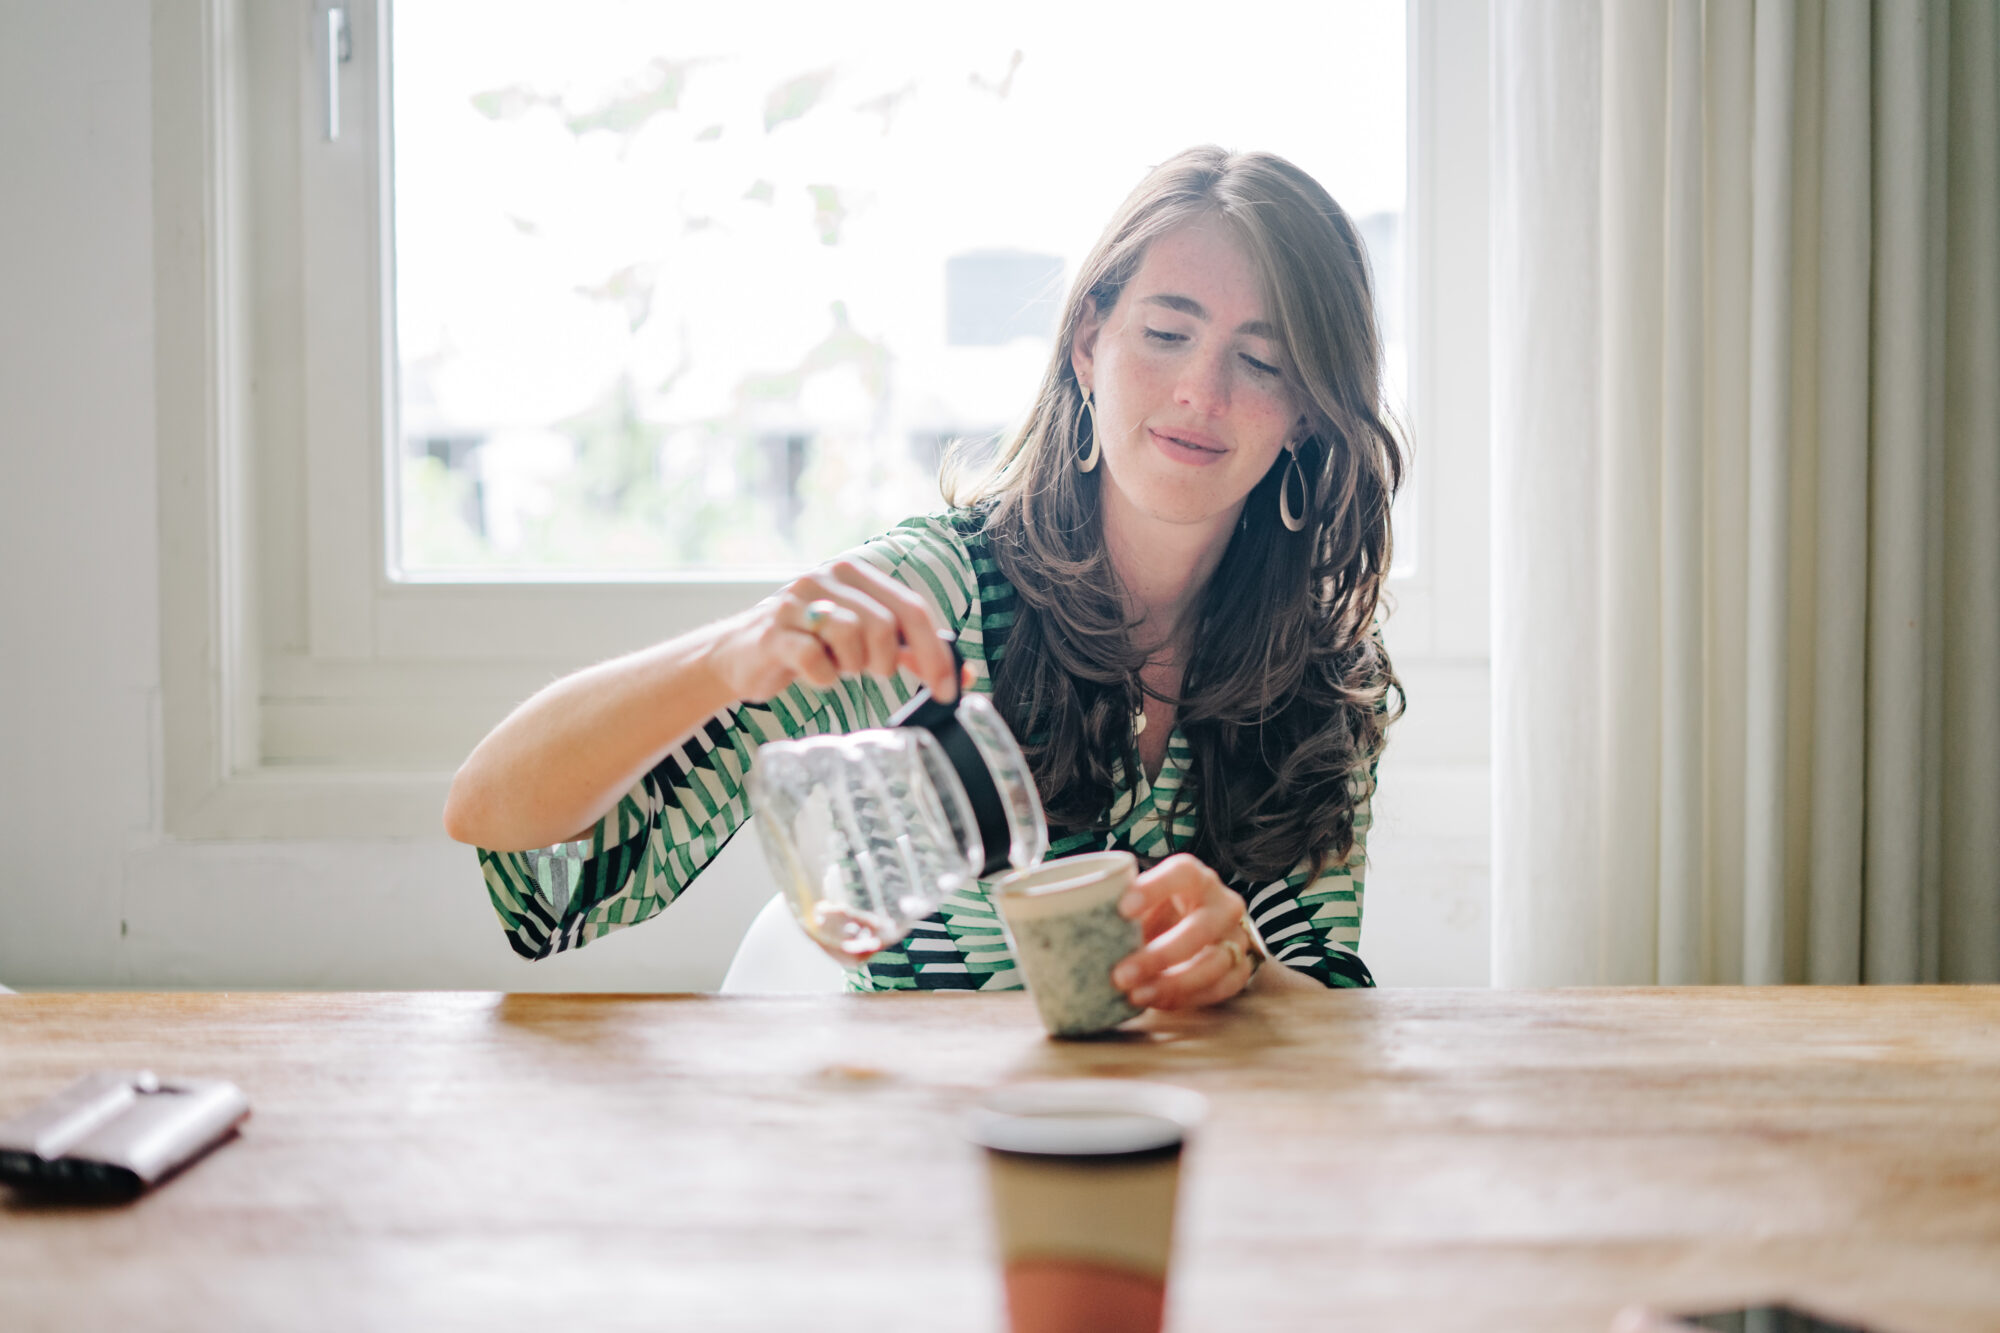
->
<box><xmin>888</xmin><ymin>640</ymin><xmax>1013</xmax><ymax>878</ymax></box>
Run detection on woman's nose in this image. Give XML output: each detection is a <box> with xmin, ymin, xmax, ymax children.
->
<box><xmin>1174</xmin><ymin>351</ymin><xmax>1231</xmax><ymax>415</ymax></box>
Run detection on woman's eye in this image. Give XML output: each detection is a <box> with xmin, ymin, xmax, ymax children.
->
<box><xmin>1241</xmin><ymin>354</ymin><xmax>1280</xmax><ymax>377</ymax></box>
<box><xmin>1143</xmin><ymin>327</ymin><xmax>1186</xmax><ymax>344</ymax></box>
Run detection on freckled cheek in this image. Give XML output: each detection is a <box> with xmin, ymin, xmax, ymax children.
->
<box><xmin>1242</xmin><ymin>398</ymin><xmax>1294</xmax><ymax>450</ymax></box>
<box><xmin>1104</xmin><ymin>362</ymin><xmax>1178</xmax><ymax>436</ymax></box>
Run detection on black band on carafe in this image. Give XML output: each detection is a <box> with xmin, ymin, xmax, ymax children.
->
<box><xmin>889</xmin><ymin>642</ymin><xmax>1012</xmax><ymax>878</ymax></box>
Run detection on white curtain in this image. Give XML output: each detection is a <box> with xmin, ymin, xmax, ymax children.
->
<box><xmin>1491</xmin><ymin>0</ymin><xmax>2000</xmax><ymax>985</ymax></box>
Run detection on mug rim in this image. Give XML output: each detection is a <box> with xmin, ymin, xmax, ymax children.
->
<box><xmin>993</xmin><ymin>850</ymin><xmax>1138</xmax><ymax>899</ymax></box>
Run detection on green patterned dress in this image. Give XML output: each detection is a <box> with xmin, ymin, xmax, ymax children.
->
<box><xmin>478</xmin><ymin>511</ymin><xmax>1376</xmax><ymax>990</ymax></box>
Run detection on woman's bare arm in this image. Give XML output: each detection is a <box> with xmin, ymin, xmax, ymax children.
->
<box><xmin>443</xmin><ymin>560</ymin><xmax>957</xmax><ymax>853</ymax></box>
<box><xmin>443</xmin><ymin>623</ymin><xmax>738</xmax><ymax>852</ymax></box>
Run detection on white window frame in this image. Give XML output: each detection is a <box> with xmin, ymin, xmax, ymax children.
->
<box><xmin>155</xmin><ymin>0</ymin><xmax>1488</xmax><ymax>839</ymax></box>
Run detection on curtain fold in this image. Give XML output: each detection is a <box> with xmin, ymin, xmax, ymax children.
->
<box><xmin>1942</xmin><ymin>0</ymin><xmax>2000</xmax><ymax>981</ymax></box>
<box><xmin>1656</xmin><ymin>0</ymin><xmax>1707</xmax><ymax>985</ymax></box>
<box><xmin>1808</xmin><ymin>0</ymin><xmax>1872</xmax><ymax>983</ymax></box>
<box><xmin>1864</xmin><ymin>0</ymin><xmax>1931</xmax><ymax>982</ymax></box>
<box><xmin>1491</xmin><ymin>0</ymin><xmax>2000</xmax><ymax>985</ymax></box>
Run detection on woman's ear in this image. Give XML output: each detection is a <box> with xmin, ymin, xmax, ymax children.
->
<box><xmin>1069</xmin><ymin>296</ymin><xmax>1105</xmax><ymax>390</ymax></box>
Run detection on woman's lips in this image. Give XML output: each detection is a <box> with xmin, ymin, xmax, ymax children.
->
<box><xmin>1147</xmin><ymin>427</ymin><xmax>1227</xmax><ymax>466</ymax></box>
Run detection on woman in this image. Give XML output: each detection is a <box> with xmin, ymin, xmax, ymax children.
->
<box><xmin>445</xmin><ymin>146</ymin><xmax>1404</xmax><ymax>1008</ymax></box>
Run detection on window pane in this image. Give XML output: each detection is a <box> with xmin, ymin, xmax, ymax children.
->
<box><xmin>392</xmin><ymin>1</ymin><xmax>1406</xmax><ymax>576</ymax></box>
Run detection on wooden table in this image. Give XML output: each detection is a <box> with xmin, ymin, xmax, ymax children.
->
<box><xmin>3</xmin><ymin>989</ymin><xmax>1998</xmax><ymax>1332</ymax></box>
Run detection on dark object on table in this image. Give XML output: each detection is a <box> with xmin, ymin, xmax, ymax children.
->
<box><xmin>1617</xmin><ymin>1304</ymin><xmax>1888</xmax><ymax>1333</ymax></box>
<box><xmin>0</xmin><ymin>1070</ymin><xmax>249</xmax><ymax>1201</ymax></box>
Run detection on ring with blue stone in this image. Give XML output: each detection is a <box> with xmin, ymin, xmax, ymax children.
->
<box><xmin>800</xmin><ymin>599</ymin><xmax>839</xmax><ymax>635</ymax></box>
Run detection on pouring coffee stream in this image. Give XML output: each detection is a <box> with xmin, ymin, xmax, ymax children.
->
<box><xmin>747</xmin><ymin>641</ymin><xmax>1051</xmax><ymax>964</ymax></box>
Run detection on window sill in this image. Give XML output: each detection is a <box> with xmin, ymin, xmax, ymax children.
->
<box><xmin>169</xmin><ymin>768</ymin><xmax>453</xmax><ymax>841</ymax></box>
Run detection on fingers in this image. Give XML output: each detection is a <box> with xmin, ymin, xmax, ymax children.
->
<box><xmin>767</xmin><ymin>609</ymin><xmax>841</xmax><ymax>693</ymax></box>
<box><xmin>1114</xmin><ymin>854</ymin><xmax>1206</xmax><ymax>941</ymax></box>
<box><xmin>1110</xmin><ymin>855</ymin><xmax>1250</xmax><ymax>1009</ymax></box>
<box><xmin>798</xmin><ymin>585</ymin><xmax>898</xmax><ymax>679</ymax></box>
<box><xmin>824</xmin><ymin>558</ymin><xmax>958</xmax><ymax>702</ymax></box>
<box><xmin>1146</xmin><ymin>940</ymin><xmax>1256</xmax><ymax>1011</ymax></box>
<box><xmin>1117</xmin><ymin>855</ymin><xmax>1241</xmax><ymax>947</ymax></box>
<box><xmin>1135</xmin><ymin>893</ymin><xmax>1244</xmax><ymax>977</ymax></box>
<box><xmin>1113</xmin><ymin>902</ymin><xmax>1244</xmax><ymax>1002</ymax></box>
<box><xmin>782</xmin><ymin>559</ymin><xmax>958</xmax><ymax>702</ymax></box>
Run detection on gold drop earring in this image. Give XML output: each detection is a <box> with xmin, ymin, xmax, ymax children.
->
<box><xmin>1279</xmin><ymin>444</ymin><xmax>1308</xmax><ymax>532</ymax></box>
<box><xmin>1077</xmin><ymin>386</ymin><xmax>1101</xmax><ymax>474</ymax></box>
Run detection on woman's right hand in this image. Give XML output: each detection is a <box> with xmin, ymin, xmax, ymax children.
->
<box><xmin>700</xmin><ymin>557</ymin><xmax>960</xmax><ymax>706</ymax></box>
<box><xmin>445</xmin><ymin>556</ymin><xmax>959</xmax><ymax>852</ymax></box>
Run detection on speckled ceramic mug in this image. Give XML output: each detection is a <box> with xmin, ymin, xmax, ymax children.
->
<box><xmin>994</xmin><ymin>851</ymin><xmax>1144</xmax><ymax>1038</ymax></box>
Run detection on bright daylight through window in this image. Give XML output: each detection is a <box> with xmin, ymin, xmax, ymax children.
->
<box><xmin>391</xmin><ymin>2</ymin><xmax>1406</xmax><ymax>576</ymax></box>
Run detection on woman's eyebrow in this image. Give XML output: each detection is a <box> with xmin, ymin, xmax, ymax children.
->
<box><xmin>1139</xmin><ymin>292</ymin><xmax>1275</xmax><ymax>339</ymax></box>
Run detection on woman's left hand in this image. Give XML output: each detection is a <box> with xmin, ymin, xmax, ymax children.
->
<box><xmin>1109</xmin><ymin>854</ymin><xmax>1257</xmax><ymax>1010</ymax></box>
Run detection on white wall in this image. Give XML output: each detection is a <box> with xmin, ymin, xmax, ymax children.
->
<box><xmin>0</xmin><ymin>1</ymin><xmax>1485</xmax><ymax>992</ymax></box>
<box><xmin>2</xmin><ymin>0</ymin><xmax>161</xmax><ymax>986</ymax></box>
<box><xmin>0</xmin><ymin>0</ymin><xmax>767</xmax><ymax>991</ymax></box>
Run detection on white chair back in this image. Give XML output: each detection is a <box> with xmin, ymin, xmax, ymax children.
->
<box><xmin>718</xmin><ymin>893</ymin><xmax>845</xmax><ymax>994</ymax></box>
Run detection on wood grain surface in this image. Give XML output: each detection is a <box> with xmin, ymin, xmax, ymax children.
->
<box><xmin>2</xmin><ymin>988</ymin><xmax>1997</xmax><ymax>1332</ymax></box>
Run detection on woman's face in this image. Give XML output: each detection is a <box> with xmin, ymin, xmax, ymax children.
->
<box><xmin>1071</xmin><ymin>219</ymin><xmax>1302</xmax><ymax>535</ymax></box>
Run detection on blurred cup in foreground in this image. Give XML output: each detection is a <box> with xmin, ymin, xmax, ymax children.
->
<box><xmin>994</xmin><ymin>851</ymin><xmax>1144</xmax><ymax>1037</ymax></box>
<box><xmin>966</xmin><ymin>1080</ymin><xmax>1207</xmax><ymax>1333</ymax></box>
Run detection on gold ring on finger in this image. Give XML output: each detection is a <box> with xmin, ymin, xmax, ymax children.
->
<box><xmin>801</xmin><ymin>599</ymin><xmax>839</xmax><ymax>635</ymax></box>
<box><xmin>1221</xmin><ymin>938</ymin><xmax>1246</xmax><ymax>971</ymax></box>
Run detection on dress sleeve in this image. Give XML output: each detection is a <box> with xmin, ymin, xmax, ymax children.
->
<box><xmin>477</xmin><ymin>516</ymin><xmax>980</xmax><ymax>961</ymax></box>
<box><xmin>1238</xmin><ymin>773</ymin><xmax>1377</xmax><ymax>989</ymax></box>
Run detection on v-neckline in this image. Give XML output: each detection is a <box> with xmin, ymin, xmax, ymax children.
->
<box><xmin>1136</xmin><ymin>724</ymin><xmax>1184</xmax><ymax>807</ymax></box>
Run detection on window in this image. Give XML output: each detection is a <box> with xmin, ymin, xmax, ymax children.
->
<box><xmin>388</xmin><ymin>2</ymin><xmax>1410</xmax><ymax>575</ymax></box>
<box><xmin>156</xmin><ymin>0</ymin><xmax>1484</xmax><ymax>840</ymax></box>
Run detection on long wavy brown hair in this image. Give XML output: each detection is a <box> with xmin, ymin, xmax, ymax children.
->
<box><xmin>944</xmin><ymin>146</ymin><xmax>1405</xmax><ymax>883</ymax></box>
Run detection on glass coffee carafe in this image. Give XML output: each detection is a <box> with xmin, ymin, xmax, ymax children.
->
<box><xmin>747</xmin><ymin>649</ymin><xmax>1048</xmax><ymax>964</ymax></box>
